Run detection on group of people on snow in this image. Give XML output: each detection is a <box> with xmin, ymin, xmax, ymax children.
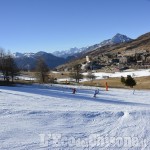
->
<box><xmin>71</xmin><ymin>82</ymin><xmax>109</xmax><ymax>97</ymax></box>
<box><xmin>71</xmin><ymin>88</ymin><xmax>102</xmax><ymax>98</ymax></box>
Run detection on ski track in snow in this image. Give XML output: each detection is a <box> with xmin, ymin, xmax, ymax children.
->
<box><xmin>0</xmin><ymin>84</ymin><xmax>150</xmax><ymax>150</ymax></box>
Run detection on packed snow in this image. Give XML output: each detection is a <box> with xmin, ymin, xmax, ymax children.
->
<box><xmin>0</xmin><ymin>84</ymin><xmax>150</xmax><ymax>149</ymax></box>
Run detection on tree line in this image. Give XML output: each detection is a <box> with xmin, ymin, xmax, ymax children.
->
<box><xmin>0</xmin><ymin>49</ymin><xmax>19</xmax><ymax>83</ymax></box>
<box><xmin>0</xmin><ymin>48</ymin><xmax>137</xmax><ymax>88</ymax></box>
<box><xmin>0</xmin><ymin>49</ymin><xmax>52</xmax><ymax>84</ymax></box>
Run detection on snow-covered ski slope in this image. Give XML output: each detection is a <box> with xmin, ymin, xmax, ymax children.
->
<box><xmin>0</xmin><ymin>84</ymin><xmax>150</xmax><ymax>150</ymax></box>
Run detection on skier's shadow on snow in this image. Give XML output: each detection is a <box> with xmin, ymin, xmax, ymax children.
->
<box><xmin>1</xmin><ymin>85</ymin><xmax>149</xmax><ymax>107</ymax></box>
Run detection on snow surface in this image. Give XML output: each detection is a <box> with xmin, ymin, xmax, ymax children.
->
<box><xmin>0</xmin><ymin>84</ymin><xmax>150</xmax><ymax>149</ymax></box>
<box><xmin>83</xmin><ymin>69</ymin><xmax>150</xmax><ymax>79</ymax></box>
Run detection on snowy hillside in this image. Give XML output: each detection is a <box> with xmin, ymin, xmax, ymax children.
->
<box><xmin>0</xmin><ymin>84</ymin><xmax>149</xmax><ymax>149</ymax></box>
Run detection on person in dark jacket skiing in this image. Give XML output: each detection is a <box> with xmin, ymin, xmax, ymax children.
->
<box><xmin>93</xmin><ymin>89</ymin><xmax>99</xmax><ymax>97</ymax></box>
<box><xmin>72</xmin><ymin>88</ymin><xmax>76</xmax><ymax>94</ymax></box>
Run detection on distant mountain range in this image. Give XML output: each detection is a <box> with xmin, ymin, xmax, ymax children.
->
<box><xmin>13</xmin><ymin>51</ymin><xmax>69</xmax><ymax>70</ymax></box>
<box><xmin>52</xmin><ymin>33</ymin><xmax>132</xmax><ymax>58</ymax></box>
<box><xmin>52</xmin><ymin>47</ymin><xmax>87</xmax><ymax>58</ymax></box>
<box><xmin>13</xmin><ymin>33</ymin><xmax>133</xmax><ymax>70</ymax></box>
<box><xmin>58</xmin><ymin>32</ymin><xmax>150</xmax><ymax>71</ymax></box>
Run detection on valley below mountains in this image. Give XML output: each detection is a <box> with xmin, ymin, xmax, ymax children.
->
<box><xmin>13</xmin><ymin>32</ymin><xmax>150</xmax><ymax>71</ymax></box>
<box><xmin>57</xmin><ymin>32</ymin><xmax>150</xmax><ymax>72</ymax></box>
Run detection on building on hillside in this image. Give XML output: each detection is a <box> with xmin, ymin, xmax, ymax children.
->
<box><xmin>119</xmin><ymin>56</ymin><xmax>128</xmax><ymax>64</ymax></box>
<box><xmin>86</xmin><ymin>56</ymin><xmax>90</xmax><ymax>63</ymax></box>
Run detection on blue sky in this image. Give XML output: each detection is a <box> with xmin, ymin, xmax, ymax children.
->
<box><xmin>0</xmin><ymin>0</ymin><xmax>150</xmax><ymax>53</ymax></box>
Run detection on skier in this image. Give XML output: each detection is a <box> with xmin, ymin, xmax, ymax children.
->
<box><xmin>133</xmin><ymin>89</ymin><xmax>135</xmax><ymax>95</ymax></box>
<box><xmin>72</xmin><ymin>88</ymin><xmax>76</xmax><ymax>94</ymax></box>
<box><xmin>93</xmin><ymin>89</ymin><xmax>99</xmax><ymax>98</ymax></box>
<box><xmin>105</xmin><ymin>82</ymin><xmax>108</xmax><ymax>91</ymax></box>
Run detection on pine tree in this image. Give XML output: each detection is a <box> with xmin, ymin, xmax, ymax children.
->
<box><xmin>125</xmin><ymin>75</ymin><xmax>136</xmax><ymax>88</ymax></box>
<box><xmin>121</xmin><ymin>76</ymin><xmax>126</xmax><ymax>84</ymax></box>
<box><xmin>121</xmin><ymin>75</ymin><xmax>136</xmax><ymax>88</ymax></box>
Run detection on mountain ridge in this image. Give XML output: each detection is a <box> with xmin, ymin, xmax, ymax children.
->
<box><xmin>13</xmin><ymin>33</ymin><xmax>132</xmax><ymax>70</ymax></box>
<box><xmin>52</xmin><ymin>33</ymin><xmax>132</xmax><ymax>58</ymax></box>
<box><xmin>13</xmin><ymin>51</ymin><xmax>68</xmax><ymax>70</ymax></box>
<box><xmin>56</xmin><ymin>32</ymin><xmax>150</xmax><ymax>70</ymax></box>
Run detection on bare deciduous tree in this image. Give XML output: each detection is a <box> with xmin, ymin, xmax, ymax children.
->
<box><xmin>0</xmin><ymin>49</ymin><xmax>19</xmax><ymax>83</ymax></box>
<box><xmin>86</xmin><ymin>72</ymin><xmax>96</xmax><ymax>81</ymax></box>
<box><xmin>69</xmin><ymin>64</ymin><xmax>83</xmax><ymax>83</ymax></box>
<box><xmin>35</xmin><ymin>58</ymin><xmax>49</xmax><ymax>83</ymax></box>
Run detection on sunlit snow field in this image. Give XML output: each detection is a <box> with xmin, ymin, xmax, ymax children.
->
<box><xmin>0</xmin><ymin>84</ymin><xmax>150</xmax><ymax>149</ymax></box>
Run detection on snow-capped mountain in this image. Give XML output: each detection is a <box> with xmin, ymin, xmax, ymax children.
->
<box><xmin>53</xmin><ymin>47</ymin><xmax>87</xmax><ymax>58</ymax></box>
<box><xmin>13</xmin><ymin>52</ymin><xmax>35</xmax><ymax>58</ymax></box>
<box><xmin>13</xmin><ymin>34</ymin><xmax>132</xmax><ymax>60</ymax></box>
<box><xmin>99</xmin><ymin>33</ymin><xmax>132</xmax><ymax>47</ymax></box>
<box><xmin>53</xmin><ymin>34</ymin><xmax>132</xmax><ymax>58</ymax></box>
<box><xmin>12</xmin><ymin>33</ymin><xmax>132</xmax><ymax>69</ymax></box>
<box><xmin>13</xmin><ymin>51</ymin><xmax>68</xmax><ymax>70</ymax></box>
<box><xmin>13</xmin><ymin>52</ymin><xmax>24</xmax><ymax>58</ymax></box>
